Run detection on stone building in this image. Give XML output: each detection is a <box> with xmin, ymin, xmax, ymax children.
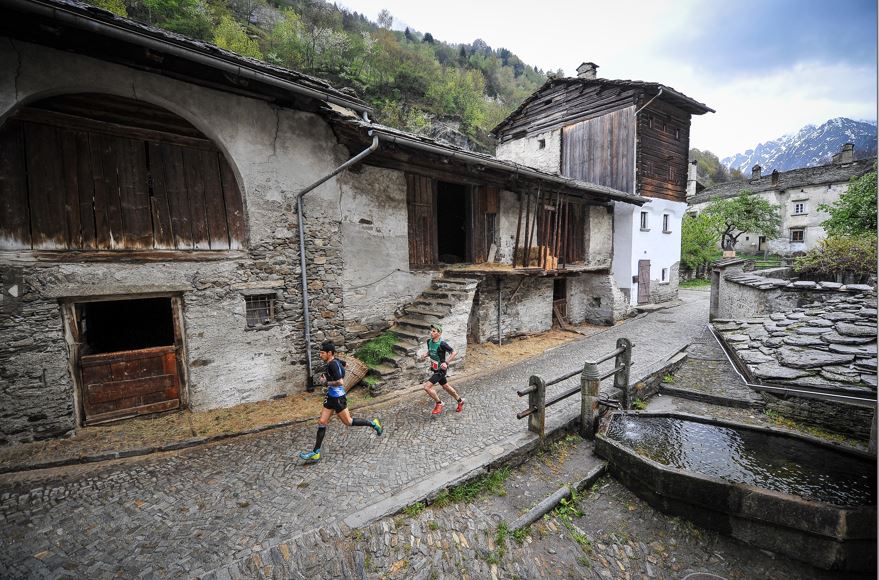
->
<box><xmin>0</xmin><ymin>0</ymin><xmax>645</xmax><ymax>442</ymax></box>
<box><xmin>688</xmin><ymin>145</ymin><xmax>875</xmax><ymax>255</ymax></box>
<box><xmin>492</xmin><ymin>62</ymin><xmax>713</xmax><ymax>306</ymax></box>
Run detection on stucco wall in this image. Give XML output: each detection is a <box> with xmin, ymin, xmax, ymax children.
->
<box><xmin>339</xmin><ymin>166</ymin><xmax>432</xmax><ymax>333</ymax></box>
<box><xmin>0</xmin><ymin>40</ymin><xmax>356</xmax><ymax>441</ymax></box>
<box><xmin>492</xmin><ymin>189</ymin><xmax>519</xmax><ymax>264</ymax></box>
<box><xmin>628</xmin><ymin>199</ymin><xmax>686</xmax><ymax>305</ymax></box>
<box><xmin>689</xmin><ymin>182</ymin><xmax>852</xmax><ymax>256</ymax></box>
<box><xmin>567</xmin><ymin>273</ymin><xmax>630</xmax><ymax>324</ymax></box>
<box><xmin>494</xmin><ymin>129</ymin><xmax>562</xmax><ymax>174</ymax></box>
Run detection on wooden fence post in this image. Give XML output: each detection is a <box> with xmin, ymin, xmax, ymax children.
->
<box><xmin>614</xmin><ymin>338</ymin><xmax>632</xmax><ymax>410</ymax></box>
<box><xmin>580</xmin><ymin>362</ymin><xmax>600</xmax><ymax>438</ymax></box>
<box><xmin>528</xmin><ymin>374</ymin><xmax>546</xmax><ymax>442</ymax></box>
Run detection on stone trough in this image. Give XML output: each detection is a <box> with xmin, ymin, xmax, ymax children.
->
<box><xmin>595</xmin><ymin>412</ymin><xmax>877</xmax><ymax>572</ymax></box>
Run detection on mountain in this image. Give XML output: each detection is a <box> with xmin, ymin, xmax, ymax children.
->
<box><xmin>722</xmin><ymin>118</ymin><xmax>877</xmax><ymax>173</ymax></box>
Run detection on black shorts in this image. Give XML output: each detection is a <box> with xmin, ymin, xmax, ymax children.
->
<box><xmin>323</xmin><ymin>395</ymin><xmax>347</xmax><ymax>412</ymax></box>
<box><xmin>427</xmin><ymin>370</ymin><xmax>448</xmax><ymax>386</ymax></box>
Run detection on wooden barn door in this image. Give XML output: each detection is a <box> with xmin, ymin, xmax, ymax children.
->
<box><xmin>406</xmin><ymin>174</ymin><xmax>437</xmax><ymax>267</ymax></box>
<box><xmin>638</xmin><ymin>260</ymin><xmax>651</xmax><ymax>304</ymax></box>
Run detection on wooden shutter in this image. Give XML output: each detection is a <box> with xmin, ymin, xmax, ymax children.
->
<box><xmin>406</xmin><ymin>174</ymin><xmax>437</xmax><ymax>267</ymax></box>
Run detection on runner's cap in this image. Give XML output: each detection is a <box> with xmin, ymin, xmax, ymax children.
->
<box><xmin>430</xmin><ymin>323</ymin><xmax>443</xmax><ymax>333</ymax></box>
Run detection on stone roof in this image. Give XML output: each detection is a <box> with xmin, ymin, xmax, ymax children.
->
<box><xmin>6</xmin><ymin>0</ymin><xmax>370</xmax><ymax>112</ymax></box>
<box><xmin>714</xmin><ymin>293</ymin><xmax>878</xmax><ymax>393</ymax></box>
<box><xmin>724</xmin><ymin>271</ymin><xmax>876</xmax><ymax>294</ymax></box>
<box><xmin>689</xmin><ymin>158</ymin><xmax>875</xmax><ymax>206</ymax></box>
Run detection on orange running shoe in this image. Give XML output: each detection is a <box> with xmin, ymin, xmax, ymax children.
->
<box><xmin>431</xmin><ymin>402</ymin><xmax>444</xmax><ymax>415</ymax></box>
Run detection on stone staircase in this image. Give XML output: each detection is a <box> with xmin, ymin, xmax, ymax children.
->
<box><xmin>368</xmin><ymin>273</ymin><xmax>480</xmax><ymax>393</ymax></box>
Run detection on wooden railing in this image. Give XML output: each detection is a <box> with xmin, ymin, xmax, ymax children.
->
<box><xmin>516</xmin><ymin>338</ymin><xmax>633</xmax><ymax>442</ymax></box>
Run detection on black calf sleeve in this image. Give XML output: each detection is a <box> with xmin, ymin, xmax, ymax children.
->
<box><xmin>351</xmin><ymin>418</ymin><xmax>372</xmax><ymax>427</ymax></box>
<box><xmin>314</xmin><ymin>425</ymin><xmax>327</xmax><ymax>451</ymax></box>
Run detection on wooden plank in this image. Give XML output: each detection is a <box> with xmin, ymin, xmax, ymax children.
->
<box><xmin>146</xmin><ymin>142</ymin><xmax>175</xmax><ymax>248</ymax></box>
<box><xmin>90</xmin><ymin>133</ymin><xmax>127</xmax><ymax>248</ymax></box>
<box><xmin>200</xmin><ymin>150</ymin><xmax>230</xmax><ymax>250</ymax></box>
<box><xmin>0</xmin><ymin>120</ymin><xmax>31</xmax><ymax>249</ymax></box>
<box><xmin>159</xmin><ymin>143</ymin><xmax>195</xmax><ymax>249</ymax></box>
<box><xmin>84</xmin><ymin>399</ymin><xmax>179</xmax><ymax>425</ymax></box>
<box><xmin>115</xmin><ymin>137</ymin><xmax>153</xmax><ymax>247</ymax></box>
<box><xmin>181</xmin><ymin>147</ymin><xmax>211</xmax><ymax>249</ymax></box>
<box><xmin>218</xmin><ymin>155</ymin><xmax>245</xmax><ymax>250</ymax></box>
<box><xmin>85</xmin><ymin>374</ymin><xmax>177</xmax><ymax>404</ymax></box>
<box><xmin>24</xmin><ymin>123</ymin><xmax>70</xmax><ymax>249</ymax></box>
<box><xmin>63</xmin><ymin>129</ymin><xmax>99</xmax><ymax>249</ymax></box>
<box><xmin>80</xmin><ymin>345</ymin><xmax>176</xmax><ymax>365</ymax></box>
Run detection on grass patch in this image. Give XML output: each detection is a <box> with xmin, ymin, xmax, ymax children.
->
<box><xmin>763</xmin><ymin>409</ymin><xmax>853</xmax><ymax>445</ymax></box>
<box><xmin>631</xmin><ymin>398</ymin><xmax>647</xmax><ymax>411</ymax></box>
<box><xmin>403</xmin><ymin>501</ymin><xmax>426</xmax><ymax>518</ymax></box>
<box><xmin>661</xmin><ymin>373</ymin><xmax>675</xmax><ymax>384</ymax></box>
<box><xmin>433</xmin><ymin>467</ymin><xmax>511</xmax><ymax>508</ymax></box>
<box><xmin>428</xmin><ymin>520</ymin><xmax>439</xmax><ymax>531</ymax></box>
<box><xmin>362</xmin><ymin>375</ymin><xmax>380</xmax><ymax>387</ymax></box>
<box><xmin>679</xmin><ymin>278</ymin><xmax>711</xmax><ymax>288</ymax></box>
<box><xmin>354</xmin><ymin>332</ymin><xmax>398</xmax><ymax>367</ymax></box>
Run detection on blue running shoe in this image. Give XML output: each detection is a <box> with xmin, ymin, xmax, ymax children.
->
<box><xmin>299</xmin><ymin>449</ymin><xmax>321</xmax><ymax>461</ymax></box>
<box><xmin>371</xmin><ymin>419</ymin><xmax>383</xmax><ymax>436</ymax></box>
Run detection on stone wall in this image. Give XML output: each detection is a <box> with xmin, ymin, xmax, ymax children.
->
<box><xmin>0</xmin><ymin>39</ymin><xmax>357</xmax><ymax>442</ymax></box>
<box><xmin>471</xmin><ymin>278</ymin><xmax>553</xmax><ymax>342</ymax></box>
<box><xmin>763</xmin><ymin>394</ymin><xmax>874</xmax><ymax>440</ymax></box>
<box><xmin>567</xmin><ymin>273</ymin><xmax>630</xmax><ymax>325</ymax></box>
<box><xmin>648</xmin><ymin>262</ymin><xmax>680</xmax><ymax>304</ymax></box>
<box><xmin>339</xmin><ymin>166</ymin><xmax>432</xmax><ymax>337</ymax></box>
<box><xmin>494</xmin><ymin>129</ymin><xmax>562</xmax><ymax>174</ymax></box>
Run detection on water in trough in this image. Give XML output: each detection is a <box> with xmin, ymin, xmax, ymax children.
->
<box><xmin>605</xmin><ymin>415</ymin><xmax>876</xmax><ymax>507</ymax></box>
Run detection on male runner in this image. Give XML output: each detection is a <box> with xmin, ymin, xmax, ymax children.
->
<box><xmin>418</xmin><ymin>323</ymin><xmax>465</xmax><ymax>415</ymax></box>
<box><xmin>299</xmin><ymin>341</ymin><xmax>382</xmax><ymax>461</ymax></box>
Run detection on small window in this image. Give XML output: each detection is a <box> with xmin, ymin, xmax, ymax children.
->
<box><xmin>648</xmin><ymin>116</ymin><xmax>653</xmax><ymax>129</ymax></box>
<box><xmin>640</xmin><ymin>211</ymin><xmax>649</xmax><ymax>231</ymax></box>
<box><xmin>245</xmin><ymin>294</ymin><xmax>276</xmax><ymax>328</ymax></box>
<box><xmin>790</xmin><ymin>229</ymin><xmax>805</xmax><ymax>243</ymax></box>
<box><xmin>674</xmin><ymin>127</ymin><xmax>680</xmax><ymax>140</ymax></box>
<box><xmin>793</xmin><ymin>202</ymin><xmax>806</xmax><ymax>215</ymax></box>
<box><xmin>538</xmin><ymin>139</ymin><xmax>546</xmax><ymax>149</ymax></box>
<box><xmin>662</xmin><ymin>214</ymin><xmax>671</xmax><ymax>233</ymax></box>
<box><xmin>661</xmin><ymin>268</ymin><xmax>668</xmax><ymax>282</ymax></box>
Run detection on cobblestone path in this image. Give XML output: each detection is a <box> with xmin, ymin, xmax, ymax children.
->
<box><xmin>0</xmin><ymin>291</ymin><xmax>709</xmax><ymax>578</ymax></box>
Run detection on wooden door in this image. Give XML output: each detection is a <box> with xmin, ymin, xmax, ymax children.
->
<box><xmin>406</xmin><ymin>174</ymin><xmax>437</xmax><ymax>267</ymax></box>
<box><xmin>80</xmin><ymin>345</ymin><xmax>180</xmax><ymax>424</ymax></box>
<box><xmin>638</xmin><ymin>260</ymin><xmax>651</xmax><ymax>304</ymax></box>
<box><xmin>470</xmin><ymin>185</ymin><xmax>498</xmax><ymax>263</ymax></box>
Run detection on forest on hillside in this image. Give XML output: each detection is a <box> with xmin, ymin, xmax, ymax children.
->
<box><xmin>89</xmin><ymin>0</ymin><xmax>552</xmax><ymax>151</ymax></box>
<box><xmin>689</xmin><ymin>149</ymin><xmax>745</xmax><ymax>187</ymax></box>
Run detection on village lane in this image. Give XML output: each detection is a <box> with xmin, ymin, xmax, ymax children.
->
<box><xmin>0</xmin><ymin>290</ymin><xmax>709</xmax><ymax>579</ymax></box>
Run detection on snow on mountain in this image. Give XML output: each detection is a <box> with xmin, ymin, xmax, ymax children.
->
<box><xmin>722</xmin><ymin>118</ymin><xmax>877</xmax><ymax>173</ymax></box>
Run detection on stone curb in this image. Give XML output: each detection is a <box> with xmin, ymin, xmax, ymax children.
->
<box><xmin>660</xmin><ymin>385</ymin><xmax>764</xmax><ymax>409</ymax></box>
<box><xmin>508</xmin><ymin>461</ymin><xmax>607</xmax><ymax>532</ymax></box>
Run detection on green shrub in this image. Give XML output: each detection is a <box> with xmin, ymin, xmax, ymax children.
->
<box><xmin>794</xmin><ymin>234</ymin><xmax>877</xmax><ymax>282</ymax></box>
<box><xmin>354</xmin><ymin>332</ymin><xmax>398</xmax><ymax>366</ymax></box>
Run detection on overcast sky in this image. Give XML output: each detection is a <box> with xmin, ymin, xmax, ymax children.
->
<box><xmin>338</xmin><ymin>0</ymin><xmax>877</xmax><ymax>159</ymax></box>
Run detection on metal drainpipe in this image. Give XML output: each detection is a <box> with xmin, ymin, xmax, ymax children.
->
<box><xmin>496</xmin><ymin>277</ymin><xmax>502</xmax><ymax>346</ymax></box>
<box><xmin>297</xmin><ymin>132</ymin><xmax>379</xmax><ymax>390</ymax></box>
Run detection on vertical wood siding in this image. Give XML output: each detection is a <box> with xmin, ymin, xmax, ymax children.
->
<box><xmin>636</xmin><ymin>100</ymin><xmax>691</xmax><ymax>202</ymax></box>
<box><xmin>561</xmin><ymin>106</ymin><xmax>635</xmax><ymax>193</ymax></box>
<box><xmin>0</xmin><ymin>114</ymin><xmax>245</xmax><ymax>251</ymax></box>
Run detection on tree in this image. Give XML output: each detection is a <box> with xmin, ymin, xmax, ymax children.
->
<box><xmin>680</xmin><ymin>213</ymin><xmax>722</xmax><ymax>276</ymax></box>
<box><xmin>818</xmin><ymin>167</ymin><xmax>878</xmax><ymax>237</ymax></box>
<box><xmin>91</xmin><ymin>0</ymin><xmax>127</xmax><ymax>17</ymax></box>
<box><xmin>213</xmin><ymin>15</ymin><xmax>263</xmax><ymax>59</ymax></box>
<box><xmin>423</xmin><ymin>32</ymin><xmax>434</xmax><ymax>44</ymax></box>
<box><xmin>376</xmin><ymin>8</ymin><xmax>393</xmax><ymax>29</ymax></box>
<box><xmin>794</xmin><ymin>234</ymin><xmax>877</xmax><ymax>283</ymax></box>
<box><xmin>703</xmin><ymin>192</ymin><xmax>781</xmax><ymax>251</ymax></box>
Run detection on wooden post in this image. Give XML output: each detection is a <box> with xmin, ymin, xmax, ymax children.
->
<box><xmin>870</xmin><ymin>405</ymin><xmax>877</xmax><ymax>456</ymax></box>
<box><xmin>527</xmin><ymin>374</ymin><xmax>546</xmax><ymax>443</ymax></box>
<box><xmin>580</xmin><ymin>361</ymin><xmax>600</xmax><ymax>439</ymax></box>
<box><xmin>614</xmin><ymin>338</ymin><xmax>632</xmax><ymax>410</ymax></box>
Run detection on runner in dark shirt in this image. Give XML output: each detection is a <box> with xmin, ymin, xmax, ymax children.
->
<box><xmin>299</xmin><ymin>341</ymin><xmax>382</xmax><ymax>461</ymax></box>
<box><xmin>418</xmin><ymin>323</ymin><xmax>465</xmax><ymax>415</ymax></box>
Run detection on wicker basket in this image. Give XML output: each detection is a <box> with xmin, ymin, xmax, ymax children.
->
<box><xmin>337</xmin><ymin>355</ymin><xmax>369</xmax><ymax>391</ymax></box>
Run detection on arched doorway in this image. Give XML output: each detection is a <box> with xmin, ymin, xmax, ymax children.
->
<box><xmin>0</xmin><ymin>93</ymin><xmax>245</xmax><ymax>252</ymax></box>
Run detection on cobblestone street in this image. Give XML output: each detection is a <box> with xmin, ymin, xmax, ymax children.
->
<box><xmin>1</xmin><ymin>292</ymin><xmax>712</xmax><ymax>578</ymax></box>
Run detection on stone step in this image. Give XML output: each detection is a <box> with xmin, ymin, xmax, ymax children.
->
<box><xmin>402</xmin><ymin>306</ymin><xmax>448</xmax><ymax>319</ymax></box>
<box><xmin>434</xmin><ymin>279</ymin><xmax>479</xmax><ymax>291</ymax></box>
<box><xmin>423</xmin><ymin>290</ymin><xmax>467</xmax><ymax>301</ymax></box>
<box><xmin>395</xmin><ymin>317</ymin><xmax>434</xmax><ymax>330</ymax></box>
<box><xmin>413</xmin><ymin>298</ymin><xmax>456</xmax><ymax>309</ymax></box>
<box><xmin>369</xmin><ymin>363</ymin><xmax>400</xmax><ymax>378</ymax></box>
<box><xmin>391</xmin><ymin>326</ymin><xmax>423</xmax><ymax>344</ymax></box>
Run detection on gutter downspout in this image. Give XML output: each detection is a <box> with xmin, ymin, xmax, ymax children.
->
<box><xmin>297</xmin><ymin>133</ymin><xmax>379</xmax><ymax>390</ymax></box>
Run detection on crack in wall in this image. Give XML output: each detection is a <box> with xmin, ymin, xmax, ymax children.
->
<box><xmin>131</xmin><ymin>80</ymin><xmax>138</xmax><ymax>101</ymax></box>
<box><xmin>270</xmin><ymin>106</ymin><xmax>280</xmax><ymax>158</ymax></box>
<box><xmin>9</xmin><ymin>39</ymin><xmax>22</xmax><ymax>102</ymax></box>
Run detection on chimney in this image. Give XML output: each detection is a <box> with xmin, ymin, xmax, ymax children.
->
<box><xmin>771</xmin><ymin>170</ymin><xmax>779</xmax><ymax>185</ymax></box>
<box><xmin>832</xmin><ymin>142</ymin><xmax>854</xmax><ymax>164</ymax></box>
<box><xmin>751</xmin><ymin>164</ymin><xmax>762</xmax><ymax>180</ymax></box>
<box><xmin>576</xmin><ymin>62</ymin><xmax>599</xmax><ymax>80</ymax></box>
<box><xmin>686</xmin><ymin>160</ymin><xmax>698</xmax><ymax>198</ymax></box>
